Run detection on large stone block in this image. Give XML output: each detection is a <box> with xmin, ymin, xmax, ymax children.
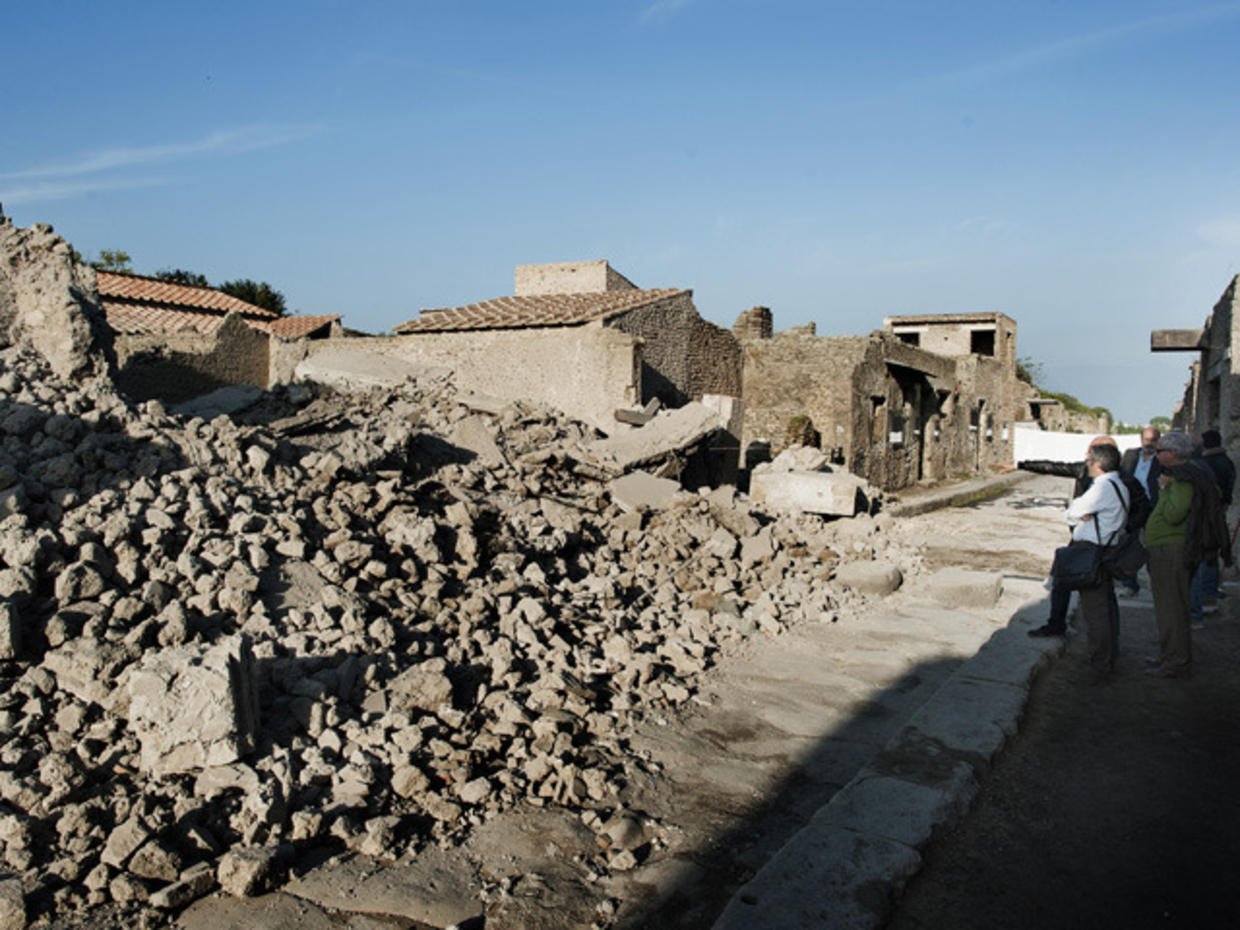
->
<box><xmin>749</xmin><ymin>470</ymin><xmax>866</xmax><ymax>516</ymax></box>
<box><xmin>608</xmin><ymin>471</ymin><xmax>682</xmax><ymax>513</ymax></box>
<box><xmin>835</xmin><ymin>560</ymin><xmax>903</xmax><ymax>596</ymax></box>
<box><xmin>924</xmin><ymin>567</ymin><xmax>1003</xmax><ymax>607</ymax></box>
<box><xmin>126</xmin><ymin>634</ymin><xmax>260</xmax><ymax>776</ymax></box>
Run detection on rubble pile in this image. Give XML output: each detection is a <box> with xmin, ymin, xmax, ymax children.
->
<box><xmin>0</xmin><ymin>221</ymin><xmax>922</xmax><ymax>928</ymax></box>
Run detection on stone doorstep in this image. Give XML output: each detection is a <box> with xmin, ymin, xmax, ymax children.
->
<box><xmin>709</xmin><ymin>600</ymin><xmax>1059</xmax><ymax>930</ymax></box>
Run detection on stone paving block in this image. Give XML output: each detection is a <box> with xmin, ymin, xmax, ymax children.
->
<box><xmin>810</xmin><ymin>762</ymin><xmax>978</xmax><ymax>850</ymax></box>
<box><xmin>608</xmin><ymin>470</ymin><xmax>682</xmax><ymax>513</ymax></box>
<box><xmin>894</xmin><ymin>676</ymin><xmax>1028</xmax><ymax>769</ymax></box>
<box><xmin>958</xmin><ymin>626</ymin><xmax>1055</xmax><ymax>688</ymax></box>
<box><xmin>834</xmin><ymin>560</ymin><xmax>903</xmax><ymax>596</ymax></box>
<box><xmin>284</xmin><ymin>849</ymin><xmax>481</xmax><ymax>927</ymax></box>
<box><xmin>712</xmin><ymin>825</ymin><xmax>921</xmax><ymax>930</ymax></box>
<box><xmin>179</xmin><ymin>892</ymin><xmax>341</xmax><ymax>930</ymax></box>
<box><xmin>924</xmin><ymin>567</ymin><xmax>1004</xmax><ymax>607</ymax></box>
<box><xmin>749</xmin><ymin>470</ymin><xmax>864</xmax><ymax>516</ymax></box>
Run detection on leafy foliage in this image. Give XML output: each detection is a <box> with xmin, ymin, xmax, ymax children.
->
<box><xmin>154</xmin><ymin>268</ymin><xmax>209</xmax><ymax>288</ymax></box>
<box><xmin>219</xmin><ymin>278</ymin><xmax>287</xmax><ymax>317</ymax></box>
<box><xmin>1015</xmin><ymin>355</ymin><xmax>1044</xmax><ymax>385</ymax></box>
<box><xmin>1150</xmin><ymin>416</ymin><xmax>1172</xmax><ymax>431</ymax></box>
<box><xmin>89</xmin><ymin>249</ymin><xmax>133</xmax><ymax>273</ymax></box>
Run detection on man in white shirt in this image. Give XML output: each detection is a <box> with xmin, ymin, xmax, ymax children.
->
<box><xmin>1065</xmin><ymin>443</ymin><xmax>1130</xmax><ymax>680</ymax></box>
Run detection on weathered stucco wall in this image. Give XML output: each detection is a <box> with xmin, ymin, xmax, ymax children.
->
<box><xmin>609</xmin><ymin>293</ymin><xmax>742</xmax><ymax>406</ymax></box>
<box><xmin>115</xmin><ymin>314</ymin><xmax>271</xmax><ymax>403</ymax></box>
<box><xmin>514</xmin><ymin>260</ymin><xmax>636</xmax><ymax>296</ymax></box>
<box><xmin>276</xmin><ymin>325</ymin><xmax>641</xmax><ymax>435</ymax></box>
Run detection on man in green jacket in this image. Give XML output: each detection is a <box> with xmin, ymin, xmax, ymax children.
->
<box><xmin>1145</xmin><ymin>431</ymin><xmax>1200</xmax><ymax>678</ymax></box>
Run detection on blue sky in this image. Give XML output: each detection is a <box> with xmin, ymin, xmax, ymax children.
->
<box><xmin>5</xmin><ymin>1</ymin><xmax>1240</xmax><ymax>424</ymax></box>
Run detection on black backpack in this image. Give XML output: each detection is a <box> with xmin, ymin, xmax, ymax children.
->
<box><xmin>1119</xmin><ymin>473</ymin><xmax>1152</xmax><ymax>532</ymax></box>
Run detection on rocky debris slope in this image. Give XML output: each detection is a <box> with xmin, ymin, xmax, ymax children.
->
<box><xmin>0</xmin><ymin>352</ymin><xmax>922</xmax><ymax>926</ymax></box>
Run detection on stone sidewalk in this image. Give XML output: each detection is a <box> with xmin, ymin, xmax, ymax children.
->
<box><xmin>710</xmin><ymin>470</ymin><xmax>1069</xmax><ymax>930</ymax></box>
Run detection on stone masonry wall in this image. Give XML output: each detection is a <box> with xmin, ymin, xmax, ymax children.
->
<box><xmin>608</xmin><ymin>292</ymin><xmax>742</xmax><ymax>406</ymax></box>
<box><xmin>114</xmin><ymin>314</ymin><xmax>271</xmax><ymax>403</ymax></box>
<box><xmin>273</xmin><ymin>325</ymin><xmax>641</xmax><ymax>435</ymax></box>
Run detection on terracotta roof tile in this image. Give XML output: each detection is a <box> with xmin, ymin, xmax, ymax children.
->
<box><xmin>257</xmin><ymin>315</ymin><xmax>341</xmax><ymax>339</ymax></box>
<box><xmin>393</xmin><ymin>288</ymin><xmax>687</xmax><ymax>334</ymax></box>
<box><xmin>103</xmin><ymin>303</ymin><xmax>229</xmax><ymax>335</ymax></box>
<box><xmin>96</xmin><ymin>270</ymin><xmax>279</xmax><ymax>318</ymax></box>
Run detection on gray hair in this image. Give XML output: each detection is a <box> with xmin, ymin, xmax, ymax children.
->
<box><xmin>1160</xmin><ymin>431</ymin><xmax>1194</xmax><ymax>460</ymax></box>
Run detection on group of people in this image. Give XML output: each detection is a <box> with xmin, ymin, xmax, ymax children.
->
<box><xmin>1018</xmin><ymin>426</ymin><xmax>1234</xmax><ymax>681</ymax></box>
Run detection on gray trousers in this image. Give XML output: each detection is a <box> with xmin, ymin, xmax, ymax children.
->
<box><xmin>1078</xmin><ymin>573</ymin><xmax>1119</xmax><ymax>674</ymax></box>
<box><xmin>1148</xmin><ymin>542</ymin><xmax>1192</xmax><ymax>672</ymax></box>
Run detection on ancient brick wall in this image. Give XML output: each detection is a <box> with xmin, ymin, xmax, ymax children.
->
<box><xmin>608</xmin><ymin>292</ymin><xmax>742</xmax><ymax>406</ymax></box>
<box><xmin>115</xmin><ymin>314</ymin><xmax>270</xmax><ymax>403</ymax></box>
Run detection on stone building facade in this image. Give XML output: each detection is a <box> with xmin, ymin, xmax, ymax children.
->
<box><xmin>1154</xmin><ymin>273</ymin><xmax>1240</xmax><ymax>481</ymax></box>
<box><xmin>392</xmin><ymin>261</ymin><xmax>742</xmax><ymax>416</ymax></box>
<box><xmin>736</xmin><ymin>308</ymin><xmax>1020</xmax><ymax>491</ymax></box>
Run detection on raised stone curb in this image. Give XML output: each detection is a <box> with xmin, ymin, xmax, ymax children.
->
<box><xmin>885</xmin><ymin>470</ymin><xmax>1033</xmax><ymax>518</ymax></box>
<box><xmin>711</xmin><ymin>611</ymin><xmax>1065</xmax><ymax>930</ymax></box>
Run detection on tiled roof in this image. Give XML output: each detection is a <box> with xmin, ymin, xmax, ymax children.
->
<box><xmin>96</xmin><ymin>271</ymin><xmax>278</xmax><ymax>318</ymax></box>
<box><xmin>103</xmin><ymin>304</ymin><xmax>232</xmax><ymax>335</ymax></box>
<box><xmin>96</xmin><ymin>271</ymin><xmax>337</xmax><ymax>339</ymax></box>
<box><xmin>258</xmin><ymin>315</ymin><xmax>340</xmax><ymax>339</ymax></box>
<box><xmin>393</xmin><ymin>288</ymin><xmax>688</xmax><ymax>334</ymax></box>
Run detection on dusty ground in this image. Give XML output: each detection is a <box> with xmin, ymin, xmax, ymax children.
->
<box><xmin>887</xmin><ymin>572</ymin><xmax>1240</xmax><ymax>930</ymax></box>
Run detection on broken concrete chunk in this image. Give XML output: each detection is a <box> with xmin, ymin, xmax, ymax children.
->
<box><xmin>608</xmin><ymin>470</ymin><xmax>682</xmax><ymax>513</ymax></box>
<box><xmin>149</xmin><ymin>862</ymin><xmax>216</xmax><ymax>910</ymax></box>
<box><xmin>585</xmin><ymin>403</ymin><xmax>724</xmax><ymax>472</ymax></box>
<box><xmin>0</xmin><ymin>875</ymin><xmax>24</xmax><ymax>930</ymax></box>
<box><xmin>834</xmin><ymin>560</ymin><xmax>903</xmax><ymax>596</ymax></box>
<box><xmin>217</xmin><ymin>846</ymin><xmax>279</xmax><ymax>897</ymax></box>
<box><xmin>749</xmin><ymin>469</ymin><xmax>870</xmax><ymax>516</ymax></box>
<box><xmin>126</xmin><ymin>635</ymin><xmax>260</xmax><ymax>776</ymax></box>
<box><xmin>385</xmin><ymin>659</ymin><xmax>454</xmax><ymax>713</ymax></box>
<box><xmin>450</xmin><ymin>415</ymin><xmax>505</xmax><ymax>468</ymax></box>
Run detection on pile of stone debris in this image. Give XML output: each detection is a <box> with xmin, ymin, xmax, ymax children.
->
<box><xmin>0</xmin><ymin>219</ymin><xmax>917</xmax><ymax>929</ymax></box>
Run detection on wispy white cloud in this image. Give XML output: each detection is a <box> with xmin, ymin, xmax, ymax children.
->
<box><xmin>1194</xmin><ymin>217</ymin><xmax>1240</xmax><ymax>250</ymax></box>
<box><xmin>0</xmin><ymin>176</ymin><xmax>172</xmax><ymax>206</ymax></box>
<box><xmin>931</xmin><ymin>4</ymin><xmax>1240</xmax><ymax>88</ymax></box>
<box><xmin>2</xmin><ymin>124</ymin><xmax>322</xmax><ymax>181</ymax></box>
<box><xmin>639</xmin><ymin>0</ymin><xmax>694</xmax><ymax>26</ymax></box>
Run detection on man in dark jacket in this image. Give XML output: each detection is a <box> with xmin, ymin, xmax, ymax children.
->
<box><xmin>1189</xmin><ymin>429</ymin><xmax>1234</xmax><ymax>624</ymax></box>
<box><xmin>1118</xmin><ymin>426</ymin><xmax>1163</xmax><ymax>597</ymax></box>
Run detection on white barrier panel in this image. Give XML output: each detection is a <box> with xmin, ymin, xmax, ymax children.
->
<box><xmin>1013</xmin><ymin>424</ymin><xmax>1142</xmax><ymax>465</ymax></box>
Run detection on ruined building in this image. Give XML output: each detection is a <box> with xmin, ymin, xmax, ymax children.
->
<box><xmin>1154</xmin><ymin>273</ymin><xmax>1240</xmax><ymax>490</ymax></box>
<box><xmin>735</xmin><ymin>309</ymin><xmax>1020</xmax><ymax>491</ymax></box>
<box><xmin>98</xmin><ymin>271</ymin><xmax>341</xmax><ymax>403</ymax></box>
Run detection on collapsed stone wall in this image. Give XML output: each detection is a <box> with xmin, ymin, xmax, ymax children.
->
<box><xmin>609</xmin><ymin>293</ymin><xmax>743</xmax><ymax>407</ymax></box>
<box><xmin>0</xmin><ymin>337</ymin><xmax>919</xmax><ymax>927</ymax></box>
<box><xmin>115</xmin><ymin>314</ymin><xmax>272</xmax><ymax>403</ymax></box>
<box><xmin>0</xmin><ymin>213</ymin><xmax>113</xmax><ymax>382</ymax></box>
<box><xmin>274</xmin><ymin>326</ymin><xmax>642</xmax><ymax>436</ymax></box>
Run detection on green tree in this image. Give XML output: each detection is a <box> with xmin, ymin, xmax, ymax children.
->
<box><xmin>1150</xmin><ymin>416</ymin><xmax>1173</xmax><ymax>431</ymax></box>
<box><xmin>154</xmin><ymin>268</ymin><xmax>209</xmax><ymax>287</ymax></box>
<box><xmin>90</xmin><ymin>249</ymin><xmax>133</xmax><ymax>273</ymax></box>
<box><xmin>1015</xmin><ymin>355</ymin><xmax>1044</xmax><ymax>386</ymax></box>
<box><xmin>219</xmin><ymin>278</ymin><xmax>287</xmax><ymax>317</ymax></box>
